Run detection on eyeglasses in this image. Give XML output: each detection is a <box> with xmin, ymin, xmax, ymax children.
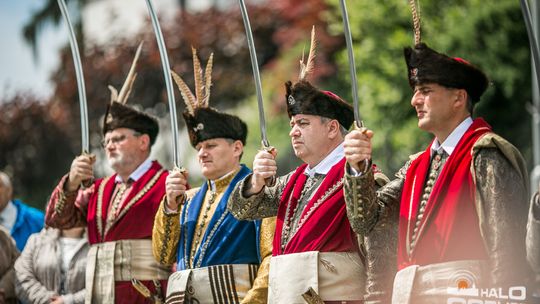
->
<box><xmin>101</xmin><ymin>131</ymin><xmax>143</xmax><ymax>148</ymax></box>
<box><xmin>101</xmin><ymin>134</ymin><xmax>128</xmax><ymax>148</ymax></box>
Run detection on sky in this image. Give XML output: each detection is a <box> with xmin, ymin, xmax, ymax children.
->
<box><xmin>0</xmin><ymin>0</ymin><xmax>68</xmax><ymax>100</ymax></box>
<box><xmin>0</xmin><ymin>0</ymin><xmax>214</xmax><ymax>101</ymax></box>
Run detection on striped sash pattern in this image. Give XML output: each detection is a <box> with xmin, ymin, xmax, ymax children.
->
<box><xmin>166</xmin><ymin>264</ymin><xmax>259</xmax><ymax>304</ymax></box>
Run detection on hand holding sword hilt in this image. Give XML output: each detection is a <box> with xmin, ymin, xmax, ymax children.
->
<box><xmin>262</xmin><ymin>140</ymin><xmax>276</xmax><ymax>187</ymax></box>
<box><xmin>66</xmin><ymin>153</ymin><xmax>95</xmax><ymax>192</ymax></box>
<box><xmin>165</xmin><ymin>166</ymin><xmax>188</xmax><ymax>212</ymax></box>
<box><xmin>80</xmin><ymin>152</ymin><xmax>96</xmax><ymax>189</ymax></box>
<box><xmin>343</xmin><ymin>121</ymin><xmax>372</xmax><ymax>175</ymax></box>
<box><xmin>353</xmin><ymin>121</ymin><xmax>371</xmax><ymax>174</ymax></box>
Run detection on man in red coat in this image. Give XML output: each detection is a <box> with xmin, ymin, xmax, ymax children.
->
<box><xmin>45</xmin><ymin>47</ymin><xmax>169</xmax><ymax>304</ymax></box>
<box><xmin>227</xmin><ymin>29</ymin><xmax>374</xmax><ymax>303</ymax></box>
<box><xmin>343</xmin><ymin>43</ymin><xmax>533</xmax><ymax>303</ymax></box>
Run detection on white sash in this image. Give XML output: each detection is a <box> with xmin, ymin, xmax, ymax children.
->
<box><xmin>85</xmin><ymin>239</ymin><xmax>170</xmax><ymax>304</ymax></box>
<box><xmin>268</xmin><ymin>251</ymin><xmax>365</xmax><ymax>303</ymax></box>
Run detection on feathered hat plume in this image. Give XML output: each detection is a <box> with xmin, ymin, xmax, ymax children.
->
<box><xmin>408</xmin><ymin>0</ymin><xmax>422</xmax><ymax>46</ymax></box>
<box><xmin>171</xmin><ymin>48</ymin><xmax>247</xmax><ymax>147</ymax></box>
<box><xmin>102</xmin><ymin>42</ymin><xmax>159</xmax><ymax>145</ymax></box>
<box><xmin>299</xmin><ymin>26</ymin><xmax>317</xmax><ymax>80</ymax></box>
<box><xmin>403</xmin><ymin>0</ymin><xmax>488</xmax><ymax>102</ymax></box>
<box><xmin>285</xmin><ymin>26</ymin><xmax>354</xmax><ymax>129</ymax></box>
<box><xmin>108</xmin><ymin>42</ymin><xmax>144</xmax><ymax>105</ymax></box>
<box><xmin>171</xmin><ymin>47</ymin><xmax>214</xmax><ymax>115</ymax></box>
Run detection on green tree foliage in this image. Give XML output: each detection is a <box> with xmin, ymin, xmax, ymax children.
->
<box><xmin>324</xmin><ymin>0</ymin><xmax>532</xmax><ymax>175</ymax></box>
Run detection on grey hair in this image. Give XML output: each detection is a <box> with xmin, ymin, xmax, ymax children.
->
<box><xmin>320</xmin><ymin>117</ymin><xmax>348</xmax><ymax>137</ymax></box>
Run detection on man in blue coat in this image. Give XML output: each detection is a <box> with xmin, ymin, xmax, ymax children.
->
<box><xmin>0</xmin><ymin>172</ymin><xmax>44</xmax><ymax>250</ymax></box>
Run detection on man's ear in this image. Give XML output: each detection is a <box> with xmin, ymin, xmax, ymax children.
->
<box><xmin>454</xmin><ymin>89</ymin><xmax>468</xmax><ymax>108</ymax></box>
<box><xmin>327</xmin><ymin>119</ymin><xmax>340</xmax><ymax>139</ymax></box>
<box><xmin>232</xmin><ymin>140</ymin><xmax>244</xmax><ymax>158</ymax></box>
<box><xmin>139</xmin><ymin>134</ymin><xmax>151</xmax><ymax>150</ymax></box>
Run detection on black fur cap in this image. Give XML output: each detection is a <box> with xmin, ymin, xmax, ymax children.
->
<box><xmin>103</xmin><ymin>102</ymin><xmax>159</xmax><ymax>146</ymax></box>
<box><xmin>404</xmin><ymin>43</ymin><xmax>489</xmax><ymax>102</ymax></box>
<box><xmin>285</xmin><ymin>80</ymin><xmax>354</xmax><ymax>129</ymax></box>
<box><xmin>183</xmin><ymin>107</ymin><xmax>247</xmax><ymax>147</ymax></box>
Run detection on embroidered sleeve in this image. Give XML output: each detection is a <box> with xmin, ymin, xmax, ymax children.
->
<box><xmin>360</xmin><ymin>169</ymin><xmax>399</xmax><ymax>303</ymax></box>
<box><xmin>527</xmin><ymin>192</ymin><xmax>540</xmax><ymax>273</ymax></box>
<box><xmin>241</xmin><ymin>217</ymin><xmax>276</xmax><ymax>304</ymax></box>
<box><xmin>344</xmin><ymin>159</ymin><xmax>410</xmax><ymax>237</ymax></box>
<box><xmin>152</xmin><ymin>197</ymin><xmax>181</xmax><ymax>266</ymax></box>
<box><xmin>473</xmin><ymin>148</ymin><xmax>532</xmax><ymax>287</ymax></box>
<box><xmin>227</xmin><ymin>173</ymin><xmax>291</xmax><ymax>220</ymax></box>
<box><xmin>45</xmin><ymin>174</ymin><xmax>89</xmax><ymax>229</ymax></box>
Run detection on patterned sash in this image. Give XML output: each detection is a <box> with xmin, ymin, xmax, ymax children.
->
<box><xmin>166</xmin><ymin>264</ymin><xmax>259</xmax><ymax>304</ymax></box>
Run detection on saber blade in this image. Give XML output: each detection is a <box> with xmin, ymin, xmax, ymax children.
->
<box><xmin>144</xmin><ymin>0</ymin><xmax>181</xmax><ymax>167</ymax></box>
<box><xmin>57</xmin><ymin>0</ymin><xmax>89</xmax><ymax>153</ymax></box>
<box><xmin>338</xmin><ymin>0</ymin><xmax>363</xmax><ymax>127</ymax></box>
<box><xmin>238</xmin><ymin>0</ymin><xmax>270</xmax><ymax>147</ymax></box>
<box><xmin>520</xmin><ymin>0</ymin><xmax>540</xmax><ymax>90</ymax></box>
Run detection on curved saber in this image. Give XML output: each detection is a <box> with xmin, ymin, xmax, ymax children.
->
<box><xmin>144</xmin><ymin>0</ymin><xmax>181</xmax><ymax>167</ymax></box>
<box><xmin>57</xmin><ymin>0</ymin><xmax>89</xmax><ymax>154</ymax></box>
<box><xmin>338</xmin><ymin>0</ymin><xmax>364</xmax><ymax>127</ymax></box>
<box><xmin>520</xmin><ymin>0</ymin><xmax>540</xmax><ymax>90</ymax></box>
<box><xmin>238</xmin><ymin>0</ymin><xmax>270</xmax><ymax>148</ymax></box>
<box><xmin>339</xmin><ymin>0</ymin><xmax>369</xmax><ymax>211</ymax></box>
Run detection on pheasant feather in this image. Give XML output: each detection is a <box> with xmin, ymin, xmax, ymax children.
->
<box><xmin>408</xmin><ymin>0</ymin><xmax>422</xmax><ymax>45</ymax></box>
<box><xmin>191</xmin><ymin>47</ymin><xmax>205</xmax><ymax>107</ymax></box>
<box><xmin>202</xmin><ymin>53</ymin><xmax>214</xmax><ymax>107</ymax></box>
<box><xmin>118</xmin><ymin>42</ymin><xmax>144</xmax><ymax>104</ymax></box>
<box><xmin>171</xmin><ymin>70</ymin><xmax>197</xmax><ymax>115</ymax></box>
<box><xmin>299</xmin><ymin>26</ymin><xmax>317</xmax><ymax>80</ymax></box>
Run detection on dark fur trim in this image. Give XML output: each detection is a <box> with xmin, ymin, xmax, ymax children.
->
<box><xmin>285</xmin><ymin>80</ymin><xmax>354</xmax><ymax>128</ymax></box>
<box><xmin>103</xmin><ymin>102</ymin><xmax>159</xmax><ymax>145</ymax></box>
<box><xmin>183</xmin><ymin>107</ymin><xmax>248</xmax><ymax>147</ymax></box>
<box><xmin>404</xmin><ymin>43</ymin><xmax>489</xmax><ymax>102</ymax></box>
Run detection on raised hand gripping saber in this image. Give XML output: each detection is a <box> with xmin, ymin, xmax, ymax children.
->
<box><xmin>58</xmin><ymin>0</ymin><xmax>94</xmax><ymax>187</ymax></box>
<box><xmin>520</xmin><ymin>0</ymin><xmax>540</xmax><ymax>91</ymax></box>
<box><xmin>238</xmin><ymin>0</ymin><xmax>275</xmax><ymax>186</ymax></box>
<box><xmin>144</xmin><ymin>0</ymin><xmax>183</xmax><ymax>170</ymax></box>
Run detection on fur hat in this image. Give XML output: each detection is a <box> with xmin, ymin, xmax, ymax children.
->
<box><xmin>285</xmin><ymin>80</ymin><xmax>354</xmax><ymax>129</ymax></box>
<box><xmin>102</xmin><ymin>42</ymin><xmax>159</xmax><ymax>145</ymax></box>
<box><xmin>103</xmin><ymin>43</ymin><xmax>159</xmax><ymax>145</ymax></box>
<box><xmin>172</xmin><ymin>48</ymin><xmax>247</xmax><ymax>147</ymax></box>
<box><xmin>182</xmin><ymin>107</ymin><xmax>247</xmax><ymax>146</ymax></box>
<box><xmin>404</xmin><ymin>43</ymin><xmax>488</xmax><ymax>102</ymax></box>
<box><xmin>284</xmin><ymin>27</ymin><xmax>354</xmax><ymax>129</ymax></box>
<box><xmin>404</xmin><ymin>1</ymin><xmax>488</xmax><ymax>102</ymax></box>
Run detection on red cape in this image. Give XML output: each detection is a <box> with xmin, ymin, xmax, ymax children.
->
<box><xmin>398</xmin><ymin>118</ymin><xmax>491</xmax><ymax>269</ymax></box>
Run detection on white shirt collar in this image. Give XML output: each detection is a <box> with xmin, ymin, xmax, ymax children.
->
<box><xmin>431</xmin><ymin>117</ymin><xmax>473</xmax><ymax>157</ymax></box>
<box><xmin>304</xmin><ymin>144</ymin><xmax>344</xmax><ymax>177</ymax></box>
<box><xmin>115</xmin><ymin>157</ymin><xmax>153</xmax><ymax>183</ymax></box>
<box><xmin>0</xmin><ymin>200</ymin><xmax>17</xmax><ymax>231</ymax></box>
